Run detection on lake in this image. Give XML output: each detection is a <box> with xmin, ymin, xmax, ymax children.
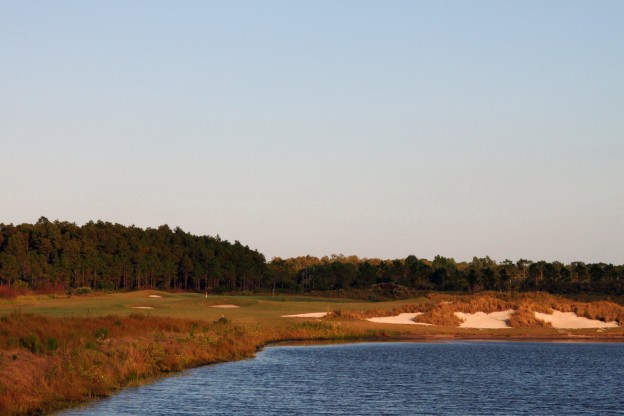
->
<box><xmin>61</xmin><ymin>341</ymin><xmax>624</xmax><ymax>415</ymax></box>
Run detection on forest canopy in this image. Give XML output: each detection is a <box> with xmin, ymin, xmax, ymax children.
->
<box><xmin>1</xmin><ymin>217</ymin><xmax>623</xmax><ymax>295</ymax></box>
<box><xmin>0</xmin><ymin>217</ymin><xmax>266</xmax><ymax>292</ymax></box>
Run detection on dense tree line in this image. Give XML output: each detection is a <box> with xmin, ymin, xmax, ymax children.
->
<box><xmin>0</xmin><ymin>217</ymin><xmax>266</xmax><ymax>291</ymax></box>
<box><xmin>1</xmin><ymin>218</ymin><xmax>623</xmax><ymax>296</ymax></box>
<box><xmin>268</xmin><ymin>254</ymin><xmax>624</xmax><ymax>296</ymax></box>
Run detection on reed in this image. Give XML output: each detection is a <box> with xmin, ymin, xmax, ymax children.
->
<box><xmin>0</xmin><ymin>311</ymin><xmax>381</xmax><ymax>416</ymax></box>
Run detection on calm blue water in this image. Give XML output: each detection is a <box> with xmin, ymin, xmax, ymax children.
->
<box><xmin>61</xmin><ymin>341</ymin><xmax>624</xmax><ymax>415</ymax></box>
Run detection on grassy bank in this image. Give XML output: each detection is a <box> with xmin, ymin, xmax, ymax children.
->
<box><xmin>0</xmin><ymin>291</ymin><xmax>389</xmax><ymax>415</ymax></box>
<box><xmin>1</xmin><ymin>290</ymin><xmax>623</xmax><ymax>415</ymax></box>
<box><xmin>0</xmin><ymin>312</ymin><xmax>384</xmax><ymax>415</ymax></box>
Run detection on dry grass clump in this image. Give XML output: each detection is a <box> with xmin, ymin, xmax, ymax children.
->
<box><xmin>424</xmin><ymin>292</ymin><xmax>624</xmax><ymax>327</ymax></box>
<box><xmin>330</xmin><ymin>292</ymin><xmax>624</xmax><ymax>328</ymax></box>
<box><xmin>330</xmin><ymin>301</ymin><xmax>464</xmax><ymax>327</ymax></box>
<box><xmin>331</xmin><ymin>294</ymin><xmax>515</xmax><ymax>326</ymax></box>
<box><xmin>508</xmin><ymin>302</ymin><xmax>551</xmax><ymax>328</ymax></box>
<box><xmin>413</xmin><ymin>294</ymin><xmax>512</xmax><ymax>326</ymax></box>
<box><xmin>0</xmin><ymin>310</ymin><xmax>382</xmax><ymax>416</ymax></box>
<box><xmin>330</xmin><ymin>303</ymin><xmax>423</xmax><ymax>321</ymax></box>
<box><xmin>413</xmin><ymin>303</ymin><xmax>461</xmax><ymax>326</ymax></box>
<box><xmin>0</xmin><ymin>313</ymin><xmax>261</xmax><ymax>415</ymax></box>
<box><xmin>330</xmin><ymin>308</ymin><xmax>386</xmax><ymax>320</ymax></box>
<box><xmin>405</xmin><ymin>292</ymin><xmax>624</xmax><ymax>328</ymax></box>
<box><xmin>0</xmin><ymin>285</ymin><xmax>30</xmax><ymax>299</ymax></box>
<box><xmin>458</xmin><ymin>296</ymin><xmax>513</xmax><ymax>314</ymax></box>
<box><xmin>507</xmin><ymin>292</ymin><xmax>624</xmax><ymax>324</ymax></box>
<box><xmin>549</xmin><ymin>300</ymin><xmax>624</xmax><ymax>324</ymax></box>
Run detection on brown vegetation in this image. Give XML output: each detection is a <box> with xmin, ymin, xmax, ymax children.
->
<box><xmin>329</xmin><ymin>292</ymin><xmax>624</xmax><ymax>327</ymax></box>
<box><xmin>2</xmin><ymin>291</ymin><xmax>624</xmax><ymax>415</ymax></box>
<box><xmin>413</xmin><ymin>304</ymin><xmax>461</xmax><ymax>326</ymax></box>
<box><xmin>507</xmin><ymin>302</ymin><xmax>551</xmax><ymax>327</ymax></box>
<box><xmin>0</xmin><ymin>285</ymin><xmax>29</xmax><ymax>300</ymax></box>
<box><xmin>329</xmin><ymin>303</ymin><xmax>424</xmax><ymax>321</ymax></box>
<box><xmin>0</xmin><ymin>312</ymin><xmax>379</xmax><ymax>416</ymax></box>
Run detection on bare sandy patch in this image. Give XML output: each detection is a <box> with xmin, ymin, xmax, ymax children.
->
<box><xmin>131</xmin><ymin>306</ymin><xmax>154</xmax><ymax>309</ymax></box>
<box><xmin>455</xmin><ymin>310</ymin><xmax>514</xmax><ymax>329</ymax></box>
<box><xmin>535</xmin><ymin>310</ymin><xmax>618</xmax><ymax>329</ymax></box>
<box><xmin>211</xmin><ymin>304</ymin><xmax>240</xmax><ymax>309</ymax></box>
<box><xmin>148</xmin><ymin>295</ymin><xmax>162</xmax><ymax>298</ymax></box>
<box><xmin>282</xmin><ymin>312</ymin><xmax>328</xmax><ymax>318</ymax></box>
<box><xmin>367</xmin><ymin>312</ymin><xmax>431</xmax><ymax>325</ymax></box>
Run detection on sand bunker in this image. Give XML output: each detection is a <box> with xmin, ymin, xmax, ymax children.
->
<box><xmin>535</xmin><ymin>310</ymin><xmax>618</xmax><ymax>329</ymax></box>
<box><xmin>148</xmin><ymin>295</ymin><xmax>162</xmax><ymax>298</ymax></box>
<box><xmin>367</xmin><ymin>312</ymin><xmax>431</xmax><ymax>325</ymax></box>
<box><xmin>282</xmin><ymin>312</ymin><xmax>328</xmax><ymax>318</ymax></box>
<box><xmin>132</xmin><ymin>306</ymin><xmax>154</xmax><ymax>309</ymax></box>
<box><xmin>211</xmin><ymin>304</ymin><xmax>240</xmax><ymax>309</ymax></box>
<box><xmin>455</xmin><ymin>310</ymin><xmax>514</xmax><ymax>329</ymax></box>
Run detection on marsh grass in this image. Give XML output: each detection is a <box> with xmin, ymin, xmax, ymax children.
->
<box><xmin>330</xmin><ymin>292</ymin><xmax>624</xmax><ymax>327</ymax></box>
<box><xmin>0</xmin><ymin>308</ymin><xmax>382</xmax><ymax>415</ymax></box>
<box><xmin>0</xmin><ymin>312</ymin><xmax>258</xmax><ymax>415</ymax></box>
<box><xmin>1</xmin><ymin>290</ymin><xmax>623</xmax><ymax>415</ymax></box>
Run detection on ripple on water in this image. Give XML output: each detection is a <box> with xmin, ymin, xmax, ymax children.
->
<box><xmin>60</xmin><ymin>341</ymin><xmax>624</xmax><ymax>415</ymax></box>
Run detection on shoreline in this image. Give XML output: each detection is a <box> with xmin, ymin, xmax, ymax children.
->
<box><xmin>271</xmin><ymin>335</ymin><xmax>624</xmax><ymax>348</ymax></box>
<box><xmin>2</xmin><ymin>290</ymin><xmax>624</xmax><ymax>415</ymax></box>
<box><xmin>56</xmin><ymin>332</ymin><xmax>624</xmax><ymax>414</ymax></box>
<box><xmin>14</xmin><ymin>328</ymin><xmax>624</xmax><ymax>416</ymax></box>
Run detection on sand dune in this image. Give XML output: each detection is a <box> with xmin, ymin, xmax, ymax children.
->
<box><xmin>535</xmin><ymin>310</ymin><xmax>618</xmax><ymax>329</ymax></box>
<box><xmin>282</xmin><ymin>307</ymin><xmax>620</xmax><ymax>329</ymax></box>
<box><xmin>455</xmin><ymin>310</ymin><xmax>513</xmax><ymax>329</ymax></box>
<box><xmin>211</xmin><ymin>304</ymin><xmax>240</xmax><ymax>309</ymax></box>
<box><xmin>148</xmin><ymin>295</ymin><xmax>162</xmax><ymax>298</ymax></box>
<box><xmin>367</xmin><ymin>312</ymin><xmax>431</xmax><ymax>325</ymax></box>
<box><xmin>132</xmin><ymin>306</ymin><xmax>154</xmax><ymax>309</ymax></box>
<box><xmin>282</xmin><ymin>312</ymin><xmax>328</xmax><ymax>318</ymax></box>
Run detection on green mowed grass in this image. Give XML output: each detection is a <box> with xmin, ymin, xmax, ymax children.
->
<box><xmin>2</xmin><ymin>291</ymin><xmax>619</xmax><ymax>338</ymax></box>
<box><xmin>0</xmin><ymin>290</ymin><xmax>428</xmax><ymax>326</ymax></box>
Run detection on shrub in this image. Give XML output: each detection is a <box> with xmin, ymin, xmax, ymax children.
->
<box><xmin>188</xmin><ymin>322</ymin><xmax>198</xmax><ymax>337</ymax></box>
<box><xmin>20</xmin><ymin>334</ymin><xmax>43</xmax><ymax>354</ymax></box>
<box><xmin>0</xmin><ymin>285</ymin><xmax>28</xmax><ymax>299</ymax></box>
<box><xmin>84</xmin><ymin>340</ymin><xmax>97</xmax><ymax>350</ymax></box>
<box><xmin>46</xmin><ymin>337</ymin><xmax>58</xmax><ymax>351</ymax></box>
<box><xmin>33</xmin><ymin>283</ymin><xmax>67</xmax><ymax>295</ymax></box>
<box><xmin>95</xmin><ymin>327</ymin><xmax>109</xmax><ymax>339</ymax></box>
<box><xmin>414</xmin><ymin>304</ymin><xmax>462</xmax><ymax>326</ymax></box>
<box><xmin>71</xmin><ymin>287</ymin><xmax>93</xmax><ymax>295</ymax></box>
<box><xmin>7</xmin><ymin>336</ymin><xmax>18</xmax><ymax>349</ymax></box>
<box><xmin>508</xmin><ymin>303</ymin><xmax>550</xmax><ymax>328</ymax></box>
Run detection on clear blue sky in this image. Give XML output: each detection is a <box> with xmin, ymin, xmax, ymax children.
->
<box><xmin>1</xmin><ymin>1</ymin><xmax>623</xmax><ymax>263</ymax></box>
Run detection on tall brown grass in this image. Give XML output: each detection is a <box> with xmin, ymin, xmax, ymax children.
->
<box><xmin>0</xmin><ymin>311</ymin><xmax>382</xmax><ymax>416</ymax></box>
<box><xmin>507</xmin><ymin>302</ymin><xmax>551</xmax><ymax>327</ymax></box>
<box><xmin>330</xmin><ymin>292</ymin><xmax>624</xmax><ymax>328</ymax></box>
<box><xmin>0</xmin><ymin>285</ymin><xmax>30</xmax><ymax>300</ymax></box>
<box><xmin>329</xmin><ymin>303</ymin><xmax>424</xmax><ymax>321</ymax></box>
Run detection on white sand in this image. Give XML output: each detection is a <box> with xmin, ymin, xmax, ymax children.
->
<box><xmin>282</xmin><ymin>312</ymin><xmax>328</xmax><ymax>318</ymax></box>
<box><xmin>367</xmin><ymin>312</ymin><xmax>431</xmax><ymax>325</ymax></box>
<box><xmin>455</xmin><ymin>310</ymin><xmax>514</xmax><ymax>329</ymax></box>
<box><xmin>211</xmin><ymin>304</ymin><xmax>240</xmax><ymax>309</ymax></box>
<box><xmin>148</xmin><ymin>295</ymin><xmax>162</xmax><ymax>298</ymax></box>
<box><xmin>132</xmin><ymin>306</ymin><xmax>154</xmax><ymax>309</ymax></box>
<box><xmin>535</xmin><ymin>310</ymin><xmax>618</xmax><ymax>329</ymax></box>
